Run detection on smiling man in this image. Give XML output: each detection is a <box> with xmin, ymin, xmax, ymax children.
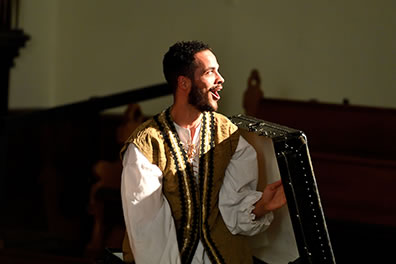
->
<box><xmin>120</xmin><ymin>41</ymin><xmax>286</xmax><ymax>264</ymax></box>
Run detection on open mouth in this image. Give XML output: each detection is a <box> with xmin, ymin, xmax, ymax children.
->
<box><xmin>209</xmin><ymin>87</ymin><xmax>221</xmax><ymax>100</ymax></box>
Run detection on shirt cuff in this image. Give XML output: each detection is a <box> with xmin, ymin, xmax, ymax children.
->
<box><xmin>249</xmin><ymin>203</ymin><xmax>274</xmax><ymax>226</ymax></box>
<box><xmin>236</xmin><ymin>191</ymin><xmax>274</xmax><ymax>236</ymax></box>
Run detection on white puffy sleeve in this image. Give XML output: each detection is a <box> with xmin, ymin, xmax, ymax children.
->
<box><xmin>219</xmin><ymin>136</ymin><xmax>274</xmax><ymax>236</ymax></box>
<box><xmin>121</xmin><ymin>143</ymin><xmax>181</xmax><ymax>264</ymax></box>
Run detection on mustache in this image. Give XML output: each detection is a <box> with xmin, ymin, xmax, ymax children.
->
<box><xmin>209</xmin><ymin>84</ymin><xmax>222</xmax><ymax>92</ymax></box>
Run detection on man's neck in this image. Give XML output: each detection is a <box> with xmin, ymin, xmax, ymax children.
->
<box><xmin>170</xmin><ymin>103</ymin><xmax>202</xmax><ymax>139</ymax></box>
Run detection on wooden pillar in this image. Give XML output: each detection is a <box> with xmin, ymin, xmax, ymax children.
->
<box><xmin>0</xmin><ymin>0</ymin><xmax>29</xmax><ymax>115</ymax></box>
<box><xmin>0</xmin><ymin>0</ymin><xmax>29</xmax><ymax>211</ymax></box>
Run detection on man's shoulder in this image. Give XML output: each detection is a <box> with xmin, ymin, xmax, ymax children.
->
<box><xmin>131</xmin><ymin>116</ymin><xmax>161</xmax><ymax>140</ymax></box>
<box><xmin>121</xmin><ymin>116</ymin><xmax>163</xmax><ymax>161</ymax></box>
<box><xmin>212</xmin><ymin>111</ymin><xmax>238</xmax><ymax>130</ymax></box>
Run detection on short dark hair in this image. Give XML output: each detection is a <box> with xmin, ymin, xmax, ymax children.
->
<box><xmin>163</xmin><ymin>41</ymin><xmax>211</xmax><ymax>92</ymax></box>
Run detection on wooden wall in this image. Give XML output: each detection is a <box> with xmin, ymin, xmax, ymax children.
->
<box><xmin>244</xmin><ymin>81</ymin><xmax>396</xmax><ymax>263</ymax></box>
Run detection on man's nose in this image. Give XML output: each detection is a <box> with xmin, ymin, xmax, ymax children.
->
<box><xmin>216</xmin><ymin>72</ymin><xmax>225</xmax><ymax>84</ymax></box>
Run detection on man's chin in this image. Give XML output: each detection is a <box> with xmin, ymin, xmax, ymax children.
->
<box><xmin>211</xmin><ymin>100</ymin><xmax>219</xmax><ymax>111</ymax></box>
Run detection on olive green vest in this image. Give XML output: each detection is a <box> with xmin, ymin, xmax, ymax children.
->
<box><xmin>121</xmin><ymin>109</ymin><xmax>253</xmax><ymax>264</ymax></box>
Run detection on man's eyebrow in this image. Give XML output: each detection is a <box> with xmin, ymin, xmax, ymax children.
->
<box><xmin>204</xmin><ymin>66</ymin><xmax>217</xmax><ymax>72</ymax></box>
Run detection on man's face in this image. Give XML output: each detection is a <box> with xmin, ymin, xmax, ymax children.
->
<box><xmin>188</xmin><ymin>50</ymin><xmax>224</xmax><ymax>112</ymax></box>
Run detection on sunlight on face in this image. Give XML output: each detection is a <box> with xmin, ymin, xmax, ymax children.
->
<box><xmin>188</xmin><ymin>50</ymin><xmax>225</xmax><ymax>112</ymax></box>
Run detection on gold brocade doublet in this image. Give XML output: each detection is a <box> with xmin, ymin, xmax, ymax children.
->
<box><xmin>122</xmin><ymin>108</ymin><xmax>253</xmax><ymax>264</ymax></box>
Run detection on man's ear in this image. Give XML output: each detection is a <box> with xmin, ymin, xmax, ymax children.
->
<box><xmin>177</xmin><ymin>76</ymin><xmax>191</xmax><ymax>92</ymax></box>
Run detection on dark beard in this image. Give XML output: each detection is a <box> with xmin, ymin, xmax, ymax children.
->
<box><xmin>188</xmin><ymin>82</ymin><xmax>215</xmax><ymax>112</ymax></box>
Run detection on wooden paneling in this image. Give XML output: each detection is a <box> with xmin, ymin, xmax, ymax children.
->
<box><xmin>244</xmin><ymin>91</ymin><xmax>396</xmax><ymax>227</ymax></box>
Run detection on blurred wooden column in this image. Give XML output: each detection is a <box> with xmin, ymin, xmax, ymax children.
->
<box><xmin>0</xmin><ymin>0</ymin><xmax>29</xmax><ymax>115</ymax></box>
<box><xmin>0</xmin><ymin>0</ymin><xmax>29</xmax><ymax>217</ymax></box>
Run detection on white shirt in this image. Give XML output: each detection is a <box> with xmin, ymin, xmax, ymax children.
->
<box><xmin>121</xmin><ymin>122</ymin><xmax>274</xmax><ymax>264</ymax></box>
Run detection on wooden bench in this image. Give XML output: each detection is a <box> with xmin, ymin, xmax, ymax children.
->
<box><xmin>243</xmin><ymin>70</ymin><xmax>396</xmax><ymax>262</ymax></box>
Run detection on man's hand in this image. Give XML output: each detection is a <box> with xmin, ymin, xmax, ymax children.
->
<box><xmin>252</xmin><ymin>179</ymin><xmax>287</xmax><ymax>219</ymax></box>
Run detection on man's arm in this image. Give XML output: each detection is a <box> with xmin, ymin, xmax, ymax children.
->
<box><xmin>219</xmin><ymin>136</ymin><xmax>276</xmax><ymax>236</ymax></box>
<box><xmin>121</xmin><ymin>144</ymin><xmax>181</xmax><ymax>264</ymax></box>
<box><xmin>252</xmin><ymin>179</ymin><xmax>286</xmax><ymax>219</ymax></box>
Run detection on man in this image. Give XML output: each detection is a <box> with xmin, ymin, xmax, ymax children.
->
<box><xmin>121</xmin><ymin>41</ymin><xmax>286</xmax><ymax>264</ymax></box>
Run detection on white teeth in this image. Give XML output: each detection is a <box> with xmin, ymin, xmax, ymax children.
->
<box><xmin>211</xmin><ymin>90</ymin><xmax>220</xmax><ymax>100</ymax></box>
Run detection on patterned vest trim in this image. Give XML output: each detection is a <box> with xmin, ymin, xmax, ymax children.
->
<box><xmin>153</xmin><ymin>109</ymin><xmax>201</xmax><ymax>263</ymax></box>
